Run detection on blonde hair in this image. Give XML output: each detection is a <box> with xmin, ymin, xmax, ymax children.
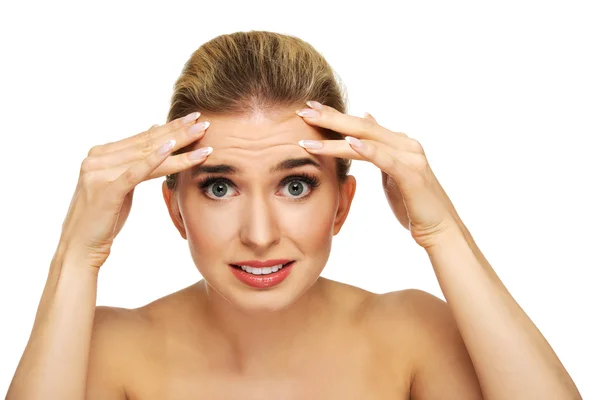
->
<box><xmin>165</xmin><ymin>30</ymin><xmax>351</xmax><ymax>190</ymax></box>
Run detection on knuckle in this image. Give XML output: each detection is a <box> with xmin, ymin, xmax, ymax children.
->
<box><xmin>121</xmin><ymin>168</ymin><xmax>138</xmax><ymax>186</ymax></box>
<box><xmin>360</xmin><ymin>117</ymin><xmax>376</xmax><ymax>134</ymax></box>
<box><xmin>415</xmin><ymin>155</ymin><xmax>428</xmax><ymax>170</ymax></box>
<box><xmin>87</xmin><ymin>145</ymin><xmax>103</xmax><ymax>157</ymax></box>
<box><xmin>167</xmin><ymin>118</ymin><xmax>185</xmax><ymax>134</ymax></box>
<box><xmin>137</xmin><ymin>127</ymin><xmax>153</xmax><ymax>143</ymax></box>
<box><xmin>408</xmin><ymin>138</ymin><xmax>424</xmax><ymax>153</ymax></box>
<box><xmin>137</xmin><ymin>136</ymin><xmax>155</xmax><ymax>156</ymax></box>
<box><xmin>80</xmin><ymin>156</ymin><xmax>100</xmax><ymax>172</ymax></box>
<box><xmin>80</xmin><ymin>158</ymin><xmax>92</xmax><ymax>173</ymax></box>
<box><xmin>174</xmin><ymin>117</ymin><xmax>186</xmax><ymax>129</ymax></box>
<box><xmin>145</xmin><ymin>153</ymin><xmax>159</xmax><ymax>170</ymax></box>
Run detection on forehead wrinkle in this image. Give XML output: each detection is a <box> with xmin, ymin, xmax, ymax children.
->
<box><xmin>209</xmin><ymin>142</ymin><xmax>304</xmax><ymax>152</ymax></box>
<box><xmin>200</xmin><ymin>123</ymin><xmax>322</xmax><ymax>147</ymax></box>
<box><xmin>189</xmin><ymin>144</ymin><xmax>334</xmax><ymax>179</ymax></box>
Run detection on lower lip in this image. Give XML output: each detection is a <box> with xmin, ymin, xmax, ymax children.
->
<box><xmin>229</xmin><ymin>262</ymin><xmax>294</xmax><ymax>289</ymax></box>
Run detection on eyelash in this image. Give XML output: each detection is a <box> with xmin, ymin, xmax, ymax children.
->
<box><xmin>196</xmin><ymin>173</ymin><xmax>321</xmax><ymax>201</ymax></box>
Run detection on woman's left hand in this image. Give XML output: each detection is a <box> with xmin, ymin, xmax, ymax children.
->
<box><xmin>296</xmin><ymin>101</ymin><xmax>462</xmax><ymax>249</ymax></box>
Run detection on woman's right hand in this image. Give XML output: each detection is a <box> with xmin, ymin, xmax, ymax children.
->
<box><xmin>58</xmin><ymin>111</ymin><xmax>212</xmax><ymax>269</ymax></box>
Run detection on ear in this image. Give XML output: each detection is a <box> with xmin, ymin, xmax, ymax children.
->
<box><xmin>333</xmin><ymin>175</ymin><xmax>357</xmax><ymax>236</ymax></box>
<box><xmin>162</xmin><ymin>181</ymin><xmax>187</xmax><ymax>240</ymax></box>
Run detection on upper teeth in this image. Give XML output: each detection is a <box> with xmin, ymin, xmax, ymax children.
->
<box><xmin>240</xmin><ymin>264</ymin><xmax>285</xmax><ymax>275</ymax></box>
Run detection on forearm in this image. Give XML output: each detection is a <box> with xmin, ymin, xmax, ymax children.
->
<box><xmin>426</xmin><ymin>225</ymin><xmax>581</xmax><ymax>399</ymax></box>
<box><xmin>7</xmin><ymin>248</ymin><xmax>99</xmax><ymax>399</ymax></box>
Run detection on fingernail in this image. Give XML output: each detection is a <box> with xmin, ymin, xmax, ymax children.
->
<box><xmin>345</xmin><ymin>136</ymin><xmax>364</xmax><ymax>148</ymax></box>
<box><xmin>183</xmin><ymin>111</ymin><xmax>201</xmax><ymax>124</ymax></box>
<box><xmin>189</xmin><ymin>146</ymin><xmax>213</xmax><ymax>160</ymax></box>
<box><xmin>306</xmin><ymin>101</ymin><xmax>324</xmax><ymax>110</ymax></box>
<box><xmin>188</xmin><ymin>121</ymin><xmax>210</xmax><ymax>135</ymax></box>
<box><xmin>298</xmin><ymin>140</ymin><xmax>323</xmax><ymax>149</ymax></box>
<box><xmin>295</xmin><ymin>108</ymin><xmax>320</xmax><ymax>118</ymax></box>
<box><xmin>159</xmin><ymin>140</ymin><xmax>176</xmax><ymax>155</ymax></box>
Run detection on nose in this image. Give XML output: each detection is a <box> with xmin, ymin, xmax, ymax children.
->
<box><xmin>239</xmin><ymin>196</ymin><xmax>280</xmax><ymax>251</ymax></box>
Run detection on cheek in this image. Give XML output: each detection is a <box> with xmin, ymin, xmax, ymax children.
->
<box><xmin>278</xmin><ymin>193</ymin><xmax>337</xmax><ymax>255</ymax></box>
<box><xmin>181</xmin><ymin>184</ymin><xmax>338</xmax><ymax>256</ymax></box>
<box><xmin>182</xmin><ymin>201</ymin><xmax>239</xmax><ymax>258</ymax></box>
<box><xmin>280</xmin><ymin>201</ymin><xmax>335</xmax><ymax>239</ymax></box>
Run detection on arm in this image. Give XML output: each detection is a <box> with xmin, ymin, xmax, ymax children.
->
<box><xmin>405</xmin><ymin>289</ymin><xmax>483</xmax><ymax>399</ymax></box>
<box><xmin>419</xmin><ymin>223</ymin><xmax>581</xmax><ymax>399</ymax></box>
<box><xmin>6</xmin><ymin>245</ymin><xmax>126</xmax><ymax>400</ymax></box>
<box><xmin>6</xmin><ymin>247</ymin><xmax>124</xmax><ymax>399</ymax></box>
<box><xmin>6</xmin><ymin>112</ymin><xmax>209</xmax><ymax>399</ymax></box>
<box><xmin>290</xmin><ymin>102</ymin><xmax>581</xmax><ymax>399</ymax></box>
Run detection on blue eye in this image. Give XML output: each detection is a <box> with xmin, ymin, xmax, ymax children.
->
<box><xmin>278</xmin><ymin>173</ymin><xmax>321</xmax><ymax>200</ymax></box>
<box><xmin>281</xmin><ymin>180</ymin><xmax>309</xmax><ymax>198</ymax></box>
<box><xmin>198</xmin><ymin>177</ymin><xmax>236</xmax><ymax>200</ymax></box>
<box><xmin>196</xmin><ymin>173</ymin><xmax>321</xmax><ymax>201</ymax></box>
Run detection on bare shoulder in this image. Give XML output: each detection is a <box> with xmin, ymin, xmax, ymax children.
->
<box><xmin>86</xmin><ymin>305</ymin><xmax>149</xmax><ymax>398</ymax></box>
<box><xmin>364</xmin><ymin>288</ymin><xmax>482</xmax><ymax>398</ymax></box>
<box><xmin>354</xmin><ymin>288</ymin><xmax>453</xmax><ymax>357</ymax></box>
<box><xmin>367</xmin><ymin>288</ymin><xmax>453</xmax><ymax>328</ymax></box>
<box><xmin>86</xmin><ymin>286</ymin><xmax>192</xmax><ymax>398</ymax></box>
<box><xmin>364</xmin><ymin>288</ymin><xmax>470</xmax><ymax>361</ymax></box>
<box><xmin>319</xmin><ymin>279</ymin><xmax>448</xmax><ymax>326</ymax></box>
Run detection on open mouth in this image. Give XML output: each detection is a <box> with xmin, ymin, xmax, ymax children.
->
<box><xmin>230</xmin><ymin>261</ymin><xmax>294</xmax><ymax>275</ymax></box>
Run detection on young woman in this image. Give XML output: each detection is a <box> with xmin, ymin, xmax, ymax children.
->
<box><xmin>7</xmin><ymin>31</ymin><xmax>581</xmax><ymax>399</ymax></box>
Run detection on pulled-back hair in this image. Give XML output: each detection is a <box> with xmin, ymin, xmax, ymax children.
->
<box><xmin>165</xmin><ymin>30</ymin><xmax>351</xmax><ymax>190</ymax></box>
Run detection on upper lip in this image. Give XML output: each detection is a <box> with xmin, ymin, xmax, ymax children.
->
<box><xmin>231</xmin><ymin>259</ymin><xmax>293</xmax><ymax>268</ymax></box>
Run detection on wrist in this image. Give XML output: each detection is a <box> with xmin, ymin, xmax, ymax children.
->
<box><xmin>421</xmin><ymin>222</ymin><xmax>467</xmax><ymax>251</ymax></box>
<box><xmin>59</xmin><ymin>247</ymin><xmax>103</xmax><ymax>278</ymax></box>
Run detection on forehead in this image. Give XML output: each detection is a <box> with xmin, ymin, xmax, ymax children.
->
<box><xmin>187</xmin><ymin>108</ymin><xmax>335</xmax><ymax>172</ymax></box>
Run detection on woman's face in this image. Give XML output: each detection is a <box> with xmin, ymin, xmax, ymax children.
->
<box><xmin>163</xmin><ymin>107</ymin><xmax>356</xmax><ymax>313</ymax></box>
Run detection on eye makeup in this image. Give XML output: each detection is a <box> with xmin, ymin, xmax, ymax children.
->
<box><xmin>196</xmin><ymin>172</ymin><xmax>321</xmax><ymax>201</ymax></box>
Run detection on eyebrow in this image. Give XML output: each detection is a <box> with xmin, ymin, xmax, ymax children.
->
<box><xmin>190</xmin><ymin>157</ymin><xmax>322</xmax><ymax>178</ymax></box>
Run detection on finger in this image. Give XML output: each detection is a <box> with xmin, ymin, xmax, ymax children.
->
<box><xmin>84</xmin><ymin>120</ymin><xmax>211</xmax><ymax>171</ymax></box>
<box><xmin>143</xmin><ymin>146</ymin><xmax>214</xmax><ymax>180</ymax></box>
<box><xmin>298</xmin><ymin>139</ymin><xmax>369</xmax><ymax>161</ymax></box>
<box><xmin>88</xmin><ymin>111</ymin><xmax>202</xmax><ymax>156</ymax></box>
<box><xmin>299</xmin><ymin>138</ymin><xmax>421</xmax><ymax>182</ymax></box>
<box><xmin>344</xmin><ymin>136</ymin><xmax>427</xmax><ymax>188</ymax></box>
<box><xmin>112</xmin><ymin>138</ymin><xmax>210</xmax><ymax>195</ymax></box>
<box><xmin>297</xmin><ymin>102</ymin><xmax>411</xmax><ymax>149</ymax></box>
<box><xmin>99</xmin><ymin>145</ymin><xmax>214</xmax><ymax>182</ymax></box>
<box><xmin>362</xmin><ymin>112</ymin><xmax>417</xmax><ymax>151</ymax></box>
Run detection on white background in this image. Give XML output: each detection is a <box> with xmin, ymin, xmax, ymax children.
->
<box><xmin>1</xmin><ymin>0</ymin><xmax>598</xmax><ymax>397</ymax></box>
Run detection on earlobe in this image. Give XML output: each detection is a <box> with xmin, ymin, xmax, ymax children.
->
<box><xmin>161</xmin><ymin>181</ymin><xmax>187</xmax><ymax>240</ymax></box>
<box><xmin>333</xmin><ymin>175</ymin><xmax>357</xmax><ymax>236</ymax></box>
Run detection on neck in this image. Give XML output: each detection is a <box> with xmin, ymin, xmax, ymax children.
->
<box><xmin>195</xmin><ymin>278</ymin><xmax>329</xmax><ymax>372</ymax></box>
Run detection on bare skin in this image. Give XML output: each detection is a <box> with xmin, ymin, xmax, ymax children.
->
<box><xmin>8</xmin><ymin>104</ymin><xmax>580</xmax><ymax>399</ymax></box>
<box><xmin>87</xmin><ymin>278</ymin><xmax>480</xmax><ymax>399</ymax></box>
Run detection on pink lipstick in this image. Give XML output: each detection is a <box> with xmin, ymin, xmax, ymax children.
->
<box><xmin>228</xmin><ymin>259</ymin><xmax>295</xmax><ymax>289</ymax></box>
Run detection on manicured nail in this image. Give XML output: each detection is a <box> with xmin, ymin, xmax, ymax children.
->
<box><xmin>188</xmin><ymin>121</ymin><xmax>210</xmax><ymax>135</ymax></box>
<box><xmin>295</xmin><ymin>108</ymin><xmax>320</xmax><ymax>118</ymax></box>
<box><xmin>183</xmin><ymin>111</ymin><xmax>201</xmax><ymax>124</ymax></box>
<box><xmin>188</xmin><ymin>146</ymin><xmax>213</xmax><ymax>160</ymax></box>
<box><xmin>306</xmin><ymin>101</ymin><xmax>324</xmax><ymax>110</ymax></box>
<box><xmin>159</xmin><ymin>140</ymin><xmax>176</xmax><ymax>155</ymax></box>
<box><xmin>298</xmin><ymin>140</ymin><xmax>323</xmax><ymax>149</ymax></box>
<box><xmin>345</xmin><ymin>136</ymin><xmax>364</xmax><ymax>148</ymax></box>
